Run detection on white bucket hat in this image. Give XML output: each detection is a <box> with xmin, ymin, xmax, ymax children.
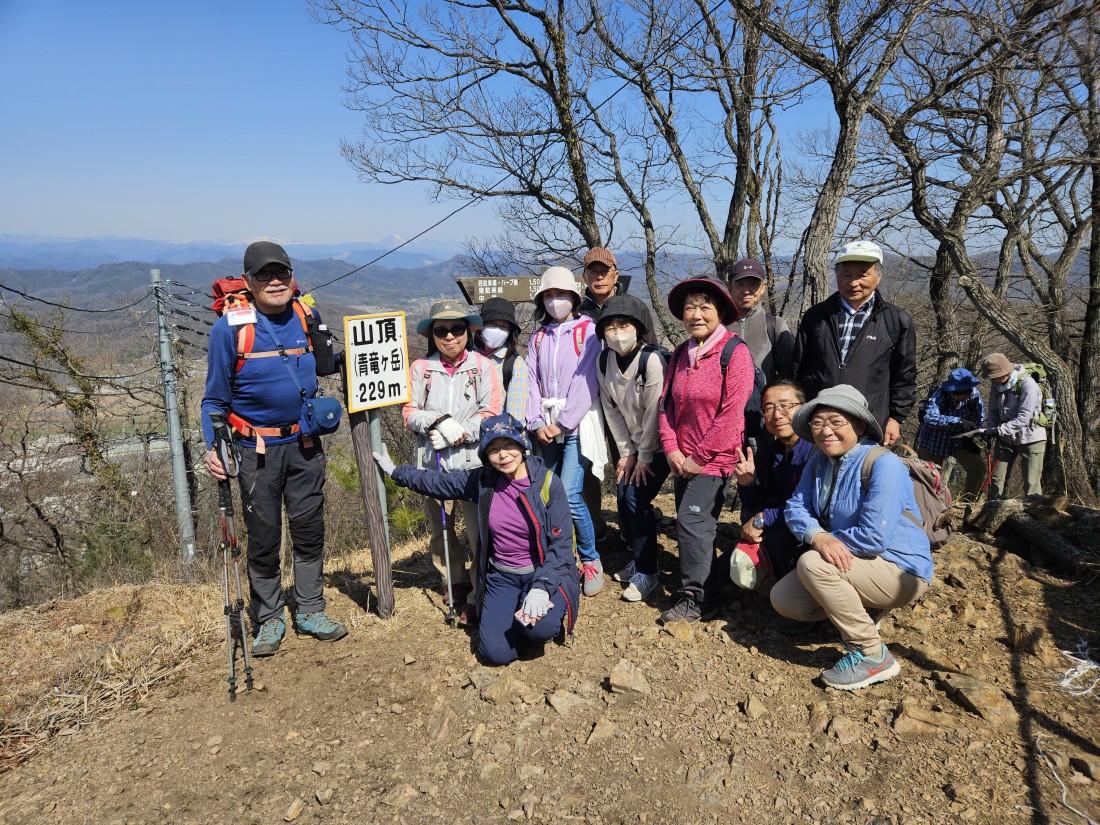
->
<box><xmin>532</xmin><ymin>265</ymin><xmax>582</xmax><ymax>305</ymax></box>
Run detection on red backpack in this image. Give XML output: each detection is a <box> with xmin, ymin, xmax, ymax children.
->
<box><xmin>210</xmin><ymin>277</ymin><xmax>313</xmax><ymax>374</ymax></box>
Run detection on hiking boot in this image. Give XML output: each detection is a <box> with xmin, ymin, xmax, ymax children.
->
<box><xmin>251</xmin><ymin>616</ymin><xmax>285</xmax><ymax>657</ymax></box>
<box><xmin>821</xmin><ymin>644</ymin><xmax>901</xmax><ymax>690</ymax></box>
<box><xmin>581</xmin><ymin>559</ymin><xmax>604</xmax><ymax>597</ymax></box>
<box><xmin>295</xmin><ymin>611</ymin><xmax>348</xmax><ymax>642</ymax></box>
<box><xmin>660</xmin><ymin>594</ymin><xmax>702</xmax><ymax>624</ymax></box>
<box><xmin>622</xmin><ymin>571</ymin><xmax>658</xmax><ymax>602</ymax></box>
<box><xmin>612</xmin><ymin>560</ymin><xmax>636</xmax><ymax>583</ymax></box>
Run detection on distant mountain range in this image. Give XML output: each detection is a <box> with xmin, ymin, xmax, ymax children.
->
<box><xmin>0</xmin><ymin>234</ymin><xmax>460</xmax><ymax>271</ymax></box>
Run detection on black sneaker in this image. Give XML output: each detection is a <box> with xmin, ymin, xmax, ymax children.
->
<box><xmin>660</xmin><ymin>595</ymin><xmax>702</xmax><ymax>624</ymax></box>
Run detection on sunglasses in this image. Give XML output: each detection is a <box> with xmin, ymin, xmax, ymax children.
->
<box><xmin>249</xmin><ymin>268</ymin><xmax>291</xmax><ymax>283</ymax></box>
<box><xmin>432</xmin><ymin>323</ymin><xmax>468</xmax><ymax>338</ymax></box>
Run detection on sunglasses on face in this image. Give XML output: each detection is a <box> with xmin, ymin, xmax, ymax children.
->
<box><xmin>250</xmin><ymin>268</ymin><xmax>291</xmax><ymax>283</ymax></box>
<box><xmin>433</xmin><ymin>323</ymin><xmax>468</xmax><ymax>339</ymax></box>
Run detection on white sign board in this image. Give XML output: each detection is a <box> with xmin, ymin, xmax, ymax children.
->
<box><xmin>344</xmin><ymin>311</ymin><xmax>412</xmax><ymax>412</ymax></box>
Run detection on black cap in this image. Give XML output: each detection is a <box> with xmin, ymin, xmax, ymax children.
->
<box><xmin>595</xmin><ymin>294</ymin><xmax>649</xmax><ymax>339</ymax></box>
<box><xmin>729</xmin><ymin>258</ymin><xmax>766</xmax><ymax>281</ymax></box>
<box><xmin>243</xmin><ymin>241</ymin><xmax>292</xmax><ymax>277</ymax></box>
<box><xmin>479</xmin><ymin>297</ymin><xmax>518</xmax><ymax>330</ymax></box>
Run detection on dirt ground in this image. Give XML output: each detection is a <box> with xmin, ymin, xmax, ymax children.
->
<box><xmin>1</xmin><ymin>496</ymin><xmax>1099</xmax><ymax>825</ymax></box>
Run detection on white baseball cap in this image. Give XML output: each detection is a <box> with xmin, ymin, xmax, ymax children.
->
<box><xmin>834</xmin><ymin>240</ymin><xmax>884</xmax><ymax>265</ymax></box>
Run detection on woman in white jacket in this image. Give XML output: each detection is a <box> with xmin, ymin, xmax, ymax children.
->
<box><xmin>403</xmin><ymin>299</ymin><xmax>503</xmax><ymax>624</ymax></box>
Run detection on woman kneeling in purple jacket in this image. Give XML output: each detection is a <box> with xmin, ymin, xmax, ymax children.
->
<box><xmin>375</xmin><ymin>414</ymin><xmax>580</xmax><ymax>665</ymax></box>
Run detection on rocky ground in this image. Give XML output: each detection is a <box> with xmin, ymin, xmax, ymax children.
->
<box><xmin>1</xmin><ymin>495</ymin><xmax>1098</xmax><ymax>825</ymax></box>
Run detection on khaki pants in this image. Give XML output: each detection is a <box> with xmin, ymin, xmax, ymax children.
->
<box><xmin>424</xmin><ymin>497</ymin><xmax>479</xmax><ymax>604</ymax></box>
<box><xmin>916</xmin><ymin>445</ymin><xmax>987</xmax><ymax>499</ymax></box>
<box><xmin>771</xmin><ymin>551</ymin><xmax>929</xmax><ymax>654</ymax></box>
<box><xmin>990</xmin><ymin>440</ymin><xmax>1046</xmax><ymax>498</ymax></box>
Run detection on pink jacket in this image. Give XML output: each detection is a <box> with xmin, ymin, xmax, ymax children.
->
<box><xmin>658</xmin><ymin>329</ymin><xmax>755</xmax><ymax>477</ymax></box>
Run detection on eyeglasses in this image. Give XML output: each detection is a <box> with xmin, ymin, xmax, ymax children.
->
<box><xmin>432</xmin><ymin>323</ymin><xmax>468</xmax><ymax>339</ymax></box>
<box><xmin>762</xmin><ymin>402</ymin><xmax>802</xmax><ymax>417</ymax></box>
<box><xmin>249</xmin><ymin>268</ymin><xmax>291</xmax><ymax>283</ymax></box>
<box><xmin>809</xmin><ymin>417</ymin><xmax>853</xmax><ymax>432</ymax></box>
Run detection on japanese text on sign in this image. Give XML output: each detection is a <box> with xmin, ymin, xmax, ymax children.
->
<box><xmin>343</xmin><ymin>312</ymin><xmax>411</xmax><ymax>412</ymax></box>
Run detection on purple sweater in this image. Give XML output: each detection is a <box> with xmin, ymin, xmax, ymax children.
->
<box><xmin>525</xmin><ymin>316</ymin><xmax>599</xmax><ymax>433</ymax></box>
<box><xmin>488</xmin><ymin>475</ymin><xmax>537</xmax><ymax>572</ymax></box>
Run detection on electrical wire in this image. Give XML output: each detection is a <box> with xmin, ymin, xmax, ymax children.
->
<box><xmin>309</xmin><ymin>0</ymin><xmax>732</xmax><ymax>293</ymax></box>
<box><xmin>0</xmin><ymin>281</ymin><xmax>152</xmax><ymax>313</ymax></box>
<box><xmin>0</xmin><ymin>353</ymin><xmax>162</xmax><ymax>381</ymax></box>
<box><xmin>0</xmin><ymin>307</ymin><xmax>156</xmax><ymax>334</ymax></box>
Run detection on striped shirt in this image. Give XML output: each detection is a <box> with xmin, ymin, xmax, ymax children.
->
<box><xmin>837</xmin><ymin>293</ymin><xmax>876</xmax><ymax>365</ymax></box>
<box><xmin>482</xmin><ymin>346</ymin><xmax>530</xmax><ymax>424</ymax></box>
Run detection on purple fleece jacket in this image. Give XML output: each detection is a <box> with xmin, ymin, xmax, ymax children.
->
<box><xmin>524</xmin><ymin>316</ymin><xmax>599</xmax><ymax>433</ymax></box>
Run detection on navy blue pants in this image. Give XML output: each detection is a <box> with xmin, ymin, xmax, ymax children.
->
<box><xmin>616</xmin><ymin>452</ymin><xmax>671</xmax><ymax>576</ymax></box>
<box><xmin>479</xmin><ymin>567</ymin><xmax>567</xmax><ymax>666</ymax></box>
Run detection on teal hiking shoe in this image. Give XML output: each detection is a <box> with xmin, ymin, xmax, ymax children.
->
<box><xmin>251</xmin><ymin>616</ymin><xmax>286</xmax><ymax>657</ymax></box>
<box><xmin>295</xmin><ymin>611</ymin><xmax>348</xmax><ymax>642</ymax></box>
<box><xmin>821</xmin><ymin>644</ymin><xmax>901</xmax><ymax>691</ymax></box>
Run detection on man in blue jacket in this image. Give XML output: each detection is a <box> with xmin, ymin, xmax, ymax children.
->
<box><xmin>915</xmin><ymin>368</ymin><xmax>986</xmax><ymax>500</ymax></box>
<box><xmin>201</xmin><ymin>241</ymin><xmax>347</xmax><ymax>658</ymax></box>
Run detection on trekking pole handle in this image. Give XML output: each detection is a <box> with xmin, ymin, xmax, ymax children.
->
<box><xmin>217</xmin><ymin>479</ymin><xmax>234</xmax><ymax>516</ymax></box>
<box><xmin>209</xmin><ymin>413</ymin><xmax>241</xmax><ymax>479</ymax></box>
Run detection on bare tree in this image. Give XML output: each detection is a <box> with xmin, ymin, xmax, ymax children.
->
<box><xmin>729</xmin><ymin>0</ymin><xmax>933</xmax><ymax>310</ymax></box>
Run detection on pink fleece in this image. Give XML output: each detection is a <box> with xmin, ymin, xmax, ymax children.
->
<box><xmin>658</xmin><ymin>329</ymin><xmax>755</xmax><ymax>477</ymax></box>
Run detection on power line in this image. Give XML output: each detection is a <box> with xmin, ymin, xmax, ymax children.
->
<box><xmin>310</xmin><ymin>0</ymin><xmax>732</xmax><ymax>294</ymax></box>
<box><xmin>0</xmin><ymin>281</ymin><xmax>152</xmax><ymax>313</ymax></box>
<box><xmin>0</xmin><ymin>307</ymin><xmax>156</xmax><ymax>333</ymax></box>
<box><xmin>0</xmin><ymin>353</ymin><xmax>162</xmax><ymax>381</ymax></box>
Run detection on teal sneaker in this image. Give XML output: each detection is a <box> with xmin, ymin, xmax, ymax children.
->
<box><xmin>295</xmin><ymin>611</ymin><xmax>348</xmax><ymax>642</ymax></box>
<box><xmin>821</xmin><ymin>644</ymin><xmax>901</xmax><ymax>691</ymax></box>
<box><xmin>251</xmin><ymin>616</ymin><xmax>286</xmax><ymax>657</ymax></box>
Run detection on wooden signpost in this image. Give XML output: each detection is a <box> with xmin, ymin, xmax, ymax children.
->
<box><xmin>342</xmin><ymin>311</ymin><xmax>412</xmax><ymax>619</ymax></box>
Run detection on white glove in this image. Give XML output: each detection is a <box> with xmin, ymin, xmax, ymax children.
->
<box><xmin>435</xmin><ymin>417</ymin><xmax>467</xmax><ymax>446</ymax></box>
<box><xmin>372</xmin><ymin>445</ymin><xmax>396</xmax><ymax>476</ymax></box>
<box><xmin>428</xmin><ymin>429</ymin><xmax>448</xmax><ymax>451</ymax></box>
<box><xmin>521</xmin><ymin>588</ymin><xmax>551</xmax><ymax>620</ymax></box>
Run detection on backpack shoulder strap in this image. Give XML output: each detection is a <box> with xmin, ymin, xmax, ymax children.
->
<box><xmin>598</xmin><ymin>347</ymin><xmax>611</xmax><ymax>379</ymax></box>
<box><xmin>502</xmin><ymin>353</ymin><xmax>518</xmax><ymax>391</ymax></box>
<box><xmin>860</xmin><ymin>446</ymin><xmax>923</xmax><ymax>528</ymax></box>
<box><xmin>719</xmin><ymin>336</ymin><xmax>742</xmax><ymax>376</ymax></box>
<box><xmin>859</xmin><ymin>446</ymin><xmax>891</xmax><ymax>491</ymax></box>
<box><xmin>540</xmin><ymin>468</ymin><xmax>554</xmax><ymax>505</ymax></box>
<box><xmin>766</xmin><ymin>312</ymin><xmax>776</xmax><ymax>347</ymax></box>
<box><xmin>573</xmin><ymin>318</ymin><xmax>591</xmax><ymax>355</ymax></box>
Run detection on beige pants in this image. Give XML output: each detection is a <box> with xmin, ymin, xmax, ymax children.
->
<box><xmin>990</xmin><ymin>440</ymin><xmax>1046</xmax><ymax>498</ymax></box>
<box><xmin>424</xmin><ymin>497</ymin><xmax>479</xmax><ymax>604</ymax></box>
<box><xmin>771</xmin><ymin>551</ymin><xmax>929</xmax><ymax>654</ymax></box>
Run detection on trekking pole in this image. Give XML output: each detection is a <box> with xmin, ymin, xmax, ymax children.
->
<box><xmin>210</xmin><ymin>413</ymin><xmax>254</xmax><ymax>701</ymax></box>
<box><xmin>436</xmin><ymin>452</ymin><xmax>458</xmax><ymax>627</ymax></box>
<box><xmin>980</xmin><ymin>434</ymin><xmax>998</xmax><ymax>498</ymax></box>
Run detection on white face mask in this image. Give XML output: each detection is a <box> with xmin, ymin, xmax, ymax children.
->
<box><xmin>605</xmin><ymin>330</ymin><xmax>638</xmax><ymax>356</ymax></box>
<box><xmin>480</xmin><ymin>326</ymin><xmax>509</xmax><ymax>350</ymax></box>
<box><xmin>543</xmin><ymin>296</ymin><xmax>573</xmax><ymax>321</ymax></box>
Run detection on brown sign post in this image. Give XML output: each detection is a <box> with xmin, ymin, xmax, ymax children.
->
<box><xmin>342</xmin><ymin>312</ymin><xmax>413</xmax><ymax>620</ymax></box>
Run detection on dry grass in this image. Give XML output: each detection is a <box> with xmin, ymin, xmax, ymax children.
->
<box><xmin>0</xmin><ymin>581</ymin><xmax>223</xmax><ymax>774</ymax></box>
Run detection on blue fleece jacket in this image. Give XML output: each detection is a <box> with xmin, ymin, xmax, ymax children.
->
<box><xmin>201</xmin><ymin>304</ymin><xmax>318</xmax><ymax>449</ymax></box>
<box><xmin>784</xmin><ymin>440</ymin><xmax>934</xmax><ymax>582</ymax></box>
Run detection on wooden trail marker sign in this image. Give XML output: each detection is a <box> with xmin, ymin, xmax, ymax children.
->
<box><xmin>342</xmin><ymin>311</ymin><xmax>413</xmax><ymax>619</ymax></box>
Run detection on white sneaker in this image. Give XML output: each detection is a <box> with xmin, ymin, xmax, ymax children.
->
<box><xmin>612</xmin><ymin>561</ymin><xmax>636</xmax><ymax>583</ymax></box>
<box><xmin>622</xmin><ymin>571</ymin><xmax>658</xmax><ymax>602</ymax></box>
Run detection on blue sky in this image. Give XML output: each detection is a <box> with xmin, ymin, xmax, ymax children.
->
<box><xmin>0</xmin><ymin>1</ymin><xmax>834</xmax><ymax>252</ymax></box>
<box><xmin>0</xmin><ymin>1</ymin><xmax>488</xmax><ymax>246</ymax></box>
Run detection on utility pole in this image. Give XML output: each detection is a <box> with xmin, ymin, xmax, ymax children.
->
<box><xmin>152</xmin><ymin>268</ymin><xmax>197</xmax><ymax>562</ymax></box>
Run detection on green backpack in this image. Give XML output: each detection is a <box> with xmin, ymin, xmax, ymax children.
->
<box><xmin>1014</xmin><ymin>363</ymin><xmax>1056</xmax><ymax>428</ymax></box>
